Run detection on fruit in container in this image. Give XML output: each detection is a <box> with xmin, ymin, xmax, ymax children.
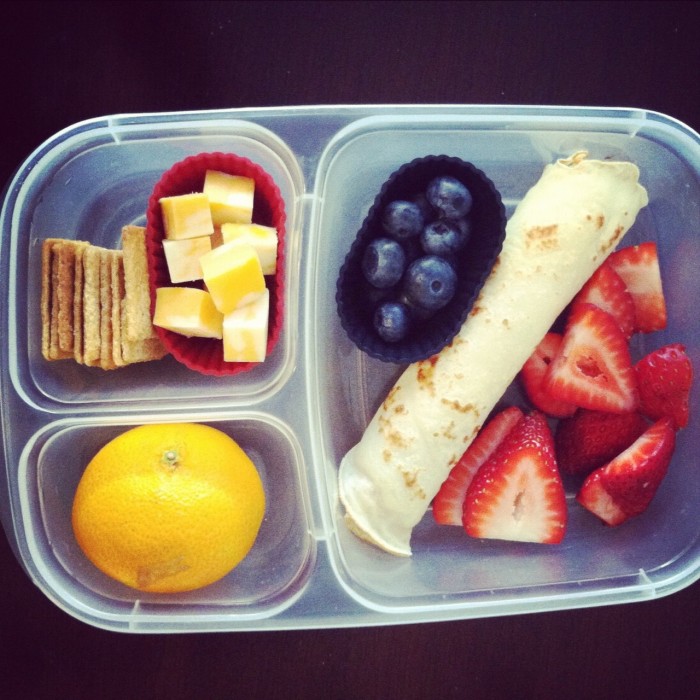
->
<box><xmin>72</xmin><ymin>423</ymin><xmax>265</xmax><ymax>593</ymax></box>
<box><xmin>336</xmin><ymin>155</ymin><xmax>506</xmax><ymax>363</ymax></box>
<box><xmin>402</xmin><ymin>255</ymin><xmax>457</xmax><ymax>311</ymax></box>
<box><xmin>361</xmin><ymin>237</ymin><xmax>407</xmax><ymax>289</ymax></box>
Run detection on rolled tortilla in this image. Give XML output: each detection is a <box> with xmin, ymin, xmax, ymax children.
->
<box><xmin>338</xmin><ymin>152</ymin><xmax>649</xmax><ymax>556</ymax></box>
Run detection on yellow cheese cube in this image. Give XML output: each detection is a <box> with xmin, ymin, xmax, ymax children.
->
<box><xmin>223</xmin><ymin>289</ymin><xmax>269</xmax><ymax>362</ymax></box>
<box><xmin>153</xmin><ymin>287</ymin><xmax>223</xmax><ymax>338</ymax></box>
<box><xmin>220</xmin><ymin>223</ymin><xmax>278</xmax><ymax>275</ymax></box>
<box><xmin>199</xmin><ymin>241</ymin><xmax>266</xmax><ymax>315</ymax></box>
<box><xmin>203</xmin><ymin>170</ymin><xmax>255</xmax><ymax>226</ymax></box>
<box><xmin>159</xmin><ymin>193</ymin><xmax>214</xmax><ymax>240</ymax></box>
<box><xmin>163</xmin><ymin>235</ymin><xmax>212</xmax><ymax>284</ymax></box>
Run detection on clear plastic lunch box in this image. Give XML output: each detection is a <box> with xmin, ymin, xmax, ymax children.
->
<box><xmin>1</xmin><ymin>105</ymin><xmax>698</xmax><ymax>633</ymax></box>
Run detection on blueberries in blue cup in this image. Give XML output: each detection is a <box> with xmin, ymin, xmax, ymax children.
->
<box><xmin>361</xmin><ymin>237</ymin><xmax>407</xmax><ymax>288</ymax></box>
<box><xmin>403</xmin><ymin>255</ymin><xmax>457</xmax><ymax>311</ymax></box>
<box><xmin>426</xmin><ymin>175</ymin><xmax>473</xmax><ymax>220</ymax></box>
<box><xmin>355</xmin><ymin>169</ymin><xmax>477</xmax><ymax>347</ymax></box>
<box><xmin>382</xmin><ymin>200</ymin><xmax>425</xmax><ymax>240</ymax></box>
<box><xmin>373</xmin><ymin>301</ymin><xmax>411</xmax><ymax>343</ymax></box>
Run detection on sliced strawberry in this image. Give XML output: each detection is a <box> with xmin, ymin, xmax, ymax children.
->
<box><xmin>520</xmin><ymin>333</ymin><xmax>577</xmax><ymax>418</ymax></box>
<box><xmin>576</xmin><ymin>417</ymin><xmax>676</xmax><ymax>525</ymax></box>
<box><xmin>462</xmin><ymin>411</ymin><xmax>567</xmax><ymax>544</ymax></box>
<box><xmin>543</xmin><ymin>303</ymin><xmax>639</xmax><ymax>413</ymax></box>
<box><xmin>433</xmin><ymin>406</ymin><xmax>523</xmax><ymax>525</ymax></box>
<box><xmin>571</xmin><ymin>260</ymin><xmax>635</xmax><ymax>339</ymax></box>
<box><xmin>635</xmin><ymin>343</ymin><xmax>694</xmax><ymax>429</ymax></box>
<box><xmin>607</xmin><ymin>242</ymin><xmax>667</xmax><ymax>333</ymax></box>
<box><xmin>555</xmin><ymin>409</ymin><xmax>649</xmax><ymax>476</ymax></box>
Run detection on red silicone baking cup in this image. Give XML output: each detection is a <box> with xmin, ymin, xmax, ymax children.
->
<box><xmin>145</xmin><ymin>152</ymin><xmax>286</xmax><ymax>376</ymax></box>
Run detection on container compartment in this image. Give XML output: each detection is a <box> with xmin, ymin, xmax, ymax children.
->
<box><xmin>308</xmin><ymin>112</ymin><xmax>700</xmax><ymax>612</ymax></box>
<box><xmin>18</xmin><ymin>415</ymin><xmax>315</xmax><ymax>631</ymax></box>
<box><xmin>9</xmin><ymin>119</ymin><xmax>304</xmax><ymax>411</ymax></box>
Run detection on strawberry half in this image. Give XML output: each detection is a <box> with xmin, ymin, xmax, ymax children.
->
<box><xmin>571</xmin><ymin>260</ymin><xmax>635</xmax><ymax>339</ymax></box>
<box><xmin>520</xmin><ymin>333</ymin><xmax>577</xmax><ymax>418</ymax></box>
<box><xmin>462</xmin><ymin>411</ymin><xmax>567</xmax><ymax>544</ymax></box>
<box><xmin>607</xmin><ymin>242</ymin><xmax>667</xmax><ymax>333</ymax></box>
<box><xmin>433</xmin><ymin>406</ymin><xmax>523</xmax><ymax>525</ymax></box>
<box><xmin>576</xmin><ymin>417</ymin><xmax>676</xmax><ymax>525</ymax></box>
<box><xmin>555</xmin><ymin>409</ymin><xmax>649</xmax><ymax>476</ymax></box>
<box><xmin>543</xmin><ymin>303</ymin><xmax>639</xmax><ymax>413</ymax></box>
<box><xmin>635</xmin><ymin>343</ymin><xmax>694</xmax><ymax>429</ymax></box>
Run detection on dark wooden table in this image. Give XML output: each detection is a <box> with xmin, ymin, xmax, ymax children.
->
<box><xmin>1</xmin><ymin>2</ymin><xmax>698</xmax><ymax>698</ymax></box>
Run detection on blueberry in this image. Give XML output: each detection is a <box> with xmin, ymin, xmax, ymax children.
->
<box><xmin>403</xmin><ymin>255</ymin><xmax>458</xmax><ymax>311</ymax></box>
<box><xmin>361</xmin><ymin>237</ymin><xmax>406</xmax><ymax>289</ymax></box>
<box><xmin>382</xmin><ymin>200</ymin><xmax>424</xmax><ymax>240</ymax></box>
<box><xmin>373</xmin><ymin>301</ymin><xmax>411</xmax><ymax>343</ymax></box>
<box><xmin>426</xmin><ymin>176</ymin><xmax>473</xmax><ymax>220</ymax></box>
<box><xmin>420</xmin><ymin>219</ymin><xmax>469</xmax><ymax>257</ymax></box>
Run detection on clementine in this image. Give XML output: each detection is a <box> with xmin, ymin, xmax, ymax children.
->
<box><xmin>72</xmin><ymin>423</ymin><xmax>265</xmax><ymax>593</ymax></box>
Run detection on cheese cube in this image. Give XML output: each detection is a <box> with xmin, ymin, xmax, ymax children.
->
<box><xmin>220</xmin><ymin>223</ymin><xmax>278</xmax><ymax>275</ymax></box>
<box><xmin>153</xmin><ymin>287</ymin><xmax>223</xmax><ymax>338</ymax></box>
<box><xmin>203</xmin><ymin>170</ymin><xmax>255</xmax><ymax>226</ymax></box>
<box><xmin>163</xmin><ymin>235</ymin><xmax>212</xmax><ymax>284</ymax></box>
<box><xmin>223</xmin><ymin>289</ymin><xmax>269</xmax><ymax>362</ymax></box>
<box><xmin>199</xmin><ymin>241</ymin><xmax>265</xmax><ymax>315</ymax></box>
<box><xmin>160</xmin><ymin>193</ymin><xmax>214</xmax><ymax>240</ymax></box>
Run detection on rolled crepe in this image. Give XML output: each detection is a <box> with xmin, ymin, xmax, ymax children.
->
<box><xmin>338</xmin><ymin>152</ymin><xmax>649</xmax><ymax>556</ymax></box>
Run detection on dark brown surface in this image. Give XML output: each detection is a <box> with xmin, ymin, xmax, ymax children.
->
<box><xmin>1</xmin><ymin>2</ymin><xmax>699</xmax><ymax>698</ymax></box>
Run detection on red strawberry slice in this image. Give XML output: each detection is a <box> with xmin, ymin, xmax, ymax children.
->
<box><xmin>635</xmin><ymin>343</ymin><xmax>694</xmax><ymax>429</ymax></box>
<box><xmin>571</xmin><ymin>260</ymin><xmax>635</xmax><ymax>339</ymax></box>
<box><xmin>433</xmin><ymin>406</ymin><xmax>523</xmax><ymax>525</ymax></box>
<box><xmin>555</xmin><ymin>409</ymin><xmax>649</xmax><ymax>476</ymax></box>
<box><xmin>543</xmin><ymin>303</ymin><xmax>639</xmax><ymax>413</ymax></box>
<box><xmin>520</xmin><ymin>333</ymin><xmax>577</xmax><ymax>418</ymax></box>
<box><xmin>462</xmin><ymin>411</ymin><xmax>567</xmax><ymax>544</ymax></box>
<box><xmin>576</xmin><ymin>417</ymin><xmax>676</xmax><ymax>525</ymax></box>
<box><xmin>607</xmin><ymin>242</ymin><xmax>667</xmax><ymax>333</ymax></box>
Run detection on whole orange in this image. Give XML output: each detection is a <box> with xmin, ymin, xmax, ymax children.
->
<box><xmin>71</xmin><ymin>423</ymin><xmax>265</xmax><ymax>593</ymax></box>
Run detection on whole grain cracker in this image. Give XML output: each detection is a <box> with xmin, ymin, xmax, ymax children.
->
<box><xmin>121</xmin><ymin>225</ymin><xmax>158</xmax><ymax>342</ymax></box>
<box><xmin>82</xmin><ymin>245</ymin><xmax>103</xmax><ymax>366</ymax></box>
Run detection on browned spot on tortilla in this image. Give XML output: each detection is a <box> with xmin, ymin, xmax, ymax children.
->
<box><xmin>416</xmin><ymin>355</ymin><xmax>439</xmax><ymax>394</ymax></box>
<box><xmin>596</xmin><ymin>214</ymin><xmax>605</xmax><ymax>229</ymax></box>
<box><xmin>382</xmin><ymin>448</ymin><xmax>392</xmax><ymax>463</ymax></box>
<box><xmin>382</xmin><ymin>384</ymin><xmax>401</xmax><ymax>411</ymax></box>
<box><xmin>378</xmin><ymin>413</ymin><xmax>413</xmax><ymax>451</ymax></box>
<box><xmin>441</xmin><ymin>398</ymin><xmax>476</xmax><ymax>414</ymax></box>
<box><xmin>599</xmin><ymin>224</ymin><xmax>627</xmax><ymax>256</ymax></box>
<box><xmin>465</xmin><ymin>424</ymin><xmax>482</xmax><ymax>442</ymax></box>
<box><xmin>402</xmin><ymin>469</ymin><xmax>417</xmax><ymax>488</ymax></box>
<box><xmin>525</xmin><ymin>224</ymin><xmax>559</xmax><ymax>251</ymax></box>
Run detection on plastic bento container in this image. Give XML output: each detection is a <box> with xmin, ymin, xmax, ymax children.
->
<box><xmin>1</xmin><ymin>105</ymin><xmax>699</xmax><ymax>633</ymax></box>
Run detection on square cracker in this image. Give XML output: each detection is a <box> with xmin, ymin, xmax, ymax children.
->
<box><xmin>41</xmin><ymin>239</ymin><xmax>58</xmax><ymax>360</ymax></box>
<box><xmin>121</xmin><ymin>225</ymin><xmax>158</xmax><ymax>342</ymax></box>
<box><xmin>81</xmin><ymin>245</ymin><xmax>103</xmax><ymax>366</ymax></box>
<box><xmin>99</xmin><ymin>248</ymin><xmax>118</xmax><ymax>370</ymax></box>
<box><xmin>73</xmin><ymin>244</ymin><xmax>87</xmax><ymax>363</ymax></box>
<box><xmin>110</xmin><ymin>250</ymin><xmax>127</xmax><ymax>367</ymax></box>
<box><xmin>55</xmin><ymin>240</ymin><xmax>89</xmax><ymax>354</ymax></box>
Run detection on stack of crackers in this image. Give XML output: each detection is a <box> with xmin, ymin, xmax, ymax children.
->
<box><xmin>41</xmin><ymin>225</ymin><xmax>167</xmax><ymax>369</ymax></box>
